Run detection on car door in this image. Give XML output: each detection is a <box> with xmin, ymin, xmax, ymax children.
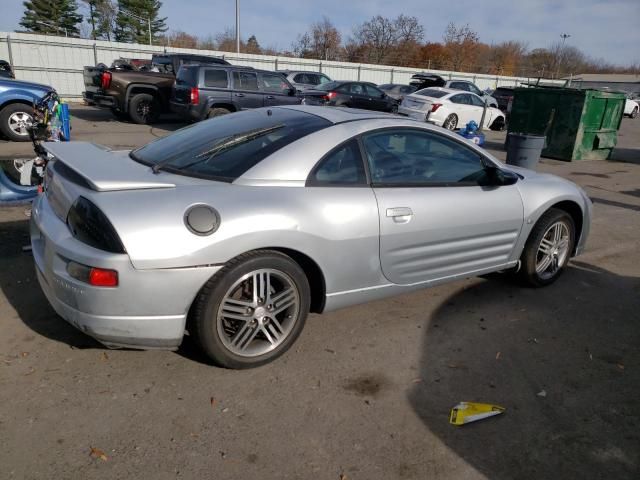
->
<box><xmin>361</xmin><ymin>128</ymin><xmax>524</xmax><ymax>285</ymax></box>
<box><xmin>347</xmin><ymin>83</ymin><xmax>370</xmax><ymax>108</ymax></box>
<box><xmin>465</xmin><ymin>93</ymin><xmax>486</xmax><ymax>125</ymax></box>
<box><xmin>201</xmin><ymin>67</ymin><xmax>232</xmax><ymax>105</ymax></box>
<box><xmin>260</xmin><ymin>72</ymin><xmax>299</xmax><ymax>106</ymax></box>
<box><xmin>364</xmin><ymin>84</ymin><xmax>390</xmax><ymax>111</ymax></box>
<box><xmin>231</xmin><ymin>70</ymin><xmax>263</xmax><ymax>109</ymax></box>
<box><xmin>449</xmin><ymin>94</ymin><xmax>472</xmax><ymax>125</ymax></box>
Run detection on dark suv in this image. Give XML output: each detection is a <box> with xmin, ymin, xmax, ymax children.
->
<box><xmin>171</xmin><ymin>65</ymin><xmax>301</xmax><ymax>121</ymax></box>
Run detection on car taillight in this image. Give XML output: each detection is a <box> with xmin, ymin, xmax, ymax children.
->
<box><xmin>190</xmin><ymin>87</ymin><xmax>199</xmax><ymax>105</ymax></box>
<box><xmin>322</xmin><ymin>91</ymin><xmax>337</xmax><ymax>100</ymax></box>
<box><xmin>101</xmin><ymin>71</ymin><xmax>112</xmax><ymax>89</ymax></box>
<box><xmin>431</xmin><ymin>103</ymin><xmax>442</xmax><ymax>112</ymax></box>
<box><xmin>67</xmin><ymin>261</ymin><xmax>118</xmax><ymax>287</ymax></box>
<box><xmin>67</xmin><ymin>196</ymin><xmax>126</xmax><ymax>254</ymax></box>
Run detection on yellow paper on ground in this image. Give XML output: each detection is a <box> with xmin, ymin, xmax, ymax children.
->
<box><xmin>449</xmin><ymin>402</ymin><xmax>505</xmax><ymax>426</ymax></box>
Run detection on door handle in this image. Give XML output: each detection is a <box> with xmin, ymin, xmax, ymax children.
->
<box><xmin>234</xmin><ymin>93</ymin><xmax>245</xmax><ymax>97</ymax></box>
<box><xmin>265</xmin><ymin>95</ymin><xmax>275</xmax><ymax>99</ymax></box>
<box><xmin>386</xmin><ymin>207</ymin><xmax>413</xmax><ymax>223</ymax></box>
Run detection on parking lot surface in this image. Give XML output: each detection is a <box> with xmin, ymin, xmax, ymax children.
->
<box><xmin>1</xmin><ymin>107</ymin><xmax>639</xmax><ymax>479</ymax></box>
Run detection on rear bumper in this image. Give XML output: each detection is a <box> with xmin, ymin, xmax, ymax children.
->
<box><xmin>83</xmin><ymin>91</ymin><xmax>118</xmax><ymax>109</ymax></box>
<box><xmin>170</xmin><ymin>100</ymin><xmax>204</xmax><ymax>122</ymax></box>
<box><xmin>30</xmin><ymin>194</ymin><xmax>221</xmax><ymax>350</ymax></box>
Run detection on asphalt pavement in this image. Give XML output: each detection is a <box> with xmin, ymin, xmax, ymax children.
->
<box><xmin>0</xmin><ymin>106</ymin><xmax>639</xmax><ymax>479</ymax></box>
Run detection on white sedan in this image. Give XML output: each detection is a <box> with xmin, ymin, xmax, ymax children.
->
<box><xmin>624</xmin><ymin>98</ymin><xmax>639</xmax><ymax>118</ymax></box>
<box><xmin>399</xmin><ymin>87</ymin><xmax>506</xmax><ymax>131</ymax></box>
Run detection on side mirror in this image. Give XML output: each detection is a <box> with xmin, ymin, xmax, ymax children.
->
<box><xmin>485</xmin><ymin>165</ymin><xmax>518</xmax><ymax>186</ymax></box>
<box><xmin>380</xmin><ymin>93</ymin><xmax>386</xmax><ymax>99</ymax></box>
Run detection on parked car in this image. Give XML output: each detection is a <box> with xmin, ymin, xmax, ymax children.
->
<box><xmin>378</xmin><ymin>83</ymin><xmax>417</xmax><ymax>102</ymax></box>
<box><xmin>32</xmin><ymin>105</ymin><xmax>591</xmax><ymax>368</ymax></box>
<box><xmin>278</xmin><ymin>70</ymin><xmax>332</xmax><ymax>91</ymax></box>
<box><xmin>409</xmin><ymin>73</ymin><xmax>446</xmax><ymax>90</ymax></box>
<box><xmin>0</xmin><ymin>60</ymin><xmax>14</xmax><ymax>79</ymax></box>
<box><xmin>0</xmin><ymin>77</ymin><xmax>55</xmax><ymax>141</ymax></box>
<box><xmin>399</xmin><ymin>87</ymin><xmax>506</xmax><ymax>131</ymax></box>
<box><xmin>82</xmin><ymin>53</ymin><xmax>229</xmax><ymax>124</ymax></box>
<box><xmin>171</xmin><ymin>65</ymin><xmax>301</xmax><ymax>121</ymax></box>
<box><xmin>443</xmin><ymin>79</ymin><xmax>499</xmax><ymax>107</ymax></box>
<box><xmin>491</xmin><ymin>86</ymin><xmax>516</xmax><ymax>112</ymax></box>
<box><xmin>624</xmin><ymin>97</ymin><xmax>639</xmax><ymax>118</ymax></box>
<box><xmin>303</xmin><ymin>81</ymin><xmax>399</xmax><ymax>112</ymax></box>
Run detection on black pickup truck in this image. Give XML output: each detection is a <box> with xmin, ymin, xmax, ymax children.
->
<box><xmin>83</xmin><ymin>53</ymin><xmax>229</xmax><ymax>124</ymax></box>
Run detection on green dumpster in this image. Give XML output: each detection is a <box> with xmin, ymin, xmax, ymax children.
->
<box><xmin>507</xmin><ymin>87</ymin><xmax>626</xmax><ymax>161</ymax></box>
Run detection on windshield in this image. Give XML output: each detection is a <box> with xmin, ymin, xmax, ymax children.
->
<box><xmin>415</xmin><ymin>89</ymin><xmax>448</xmax><ymax>98</ymax></box>
<box><xmin>130</xmin><ymin>109</ymin><xmax>331</xmax><ymax>181</ymax></box>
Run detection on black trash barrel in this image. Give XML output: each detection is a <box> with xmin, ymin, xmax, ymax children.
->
<box><xmin>506</xmin><ymin>133</ymin><xmax>545</xmax><ymax>170</ymax></box>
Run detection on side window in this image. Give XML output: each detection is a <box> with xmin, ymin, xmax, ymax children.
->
<box><xmin>350</xmin><ymin>83</ymin><xmax>365</xmax><ymax>95</ymax></box>
<box><xmin>469</xmin><ymin>94</ymin><xmax>485</xmax><ymax>107</ymax></box>
<box><xmin>450</xmin><ymin>94</ymin><xmax>467</xmax><ymax>105</ymax></box>
<box><xmin>364</xmin><ymin>84</ymin><xmax>383</xmax><ymax>97</ymax></box>
<box><xmin>204</xmin><ymin>69</ymin><xmax>229</xmax><ymax>88</ymax></box>
<box><xmin>318</xmin><ymin>75</ymin><xmax>331</xmax><ymax>85</ymax></box>
<box><xmin>294</xmin><ymin>73</ymin><xmax>309</xmax><ymax>84</ymax></box>
<box><xmin>261</xmin><ymin>73</ymin><xmax>290</xmax><ymax>94</ymax></box>
<box><xmin>361</xmin><ymin>129</ymin><xmax>487</xmax><ymax>185</ymax></box>
<box><xmin>232</xmin><ymin>71</ymin><xmax>259</xmax><ymax>91</ymax></box>
<box><xmin>308</xmin><ymin>139</ymin><xmax>366</xmax><ymax>186</ymax></box>
<box><xmin>468</xmin><ymin>84</ymin><xmax>483</xmax><ymax>96</ymax></box>
<box><xmin>337</xmin><ymin>84</ymin><xmax>351</xmax><ymax>94</ymax></box>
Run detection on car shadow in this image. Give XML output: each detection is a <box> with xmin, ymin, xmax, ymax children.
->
<box><xmin>69</xmin><ymin>105</ymin><xmax>186</xmax><ymax>132</ymax></box>
<box><xmin>610</xmin><ymin>148</ymin><xmax>640</xmax><ymax>165</ymax></box>
<box><xmin>1</xmin><ymin>219</ymin><xmax>105</xmax><ymax>349</ymax></box>
<box><xmin>408</xmin><ymin>262</ymin><xmax>640</xmax><ymax>479</ymax></box>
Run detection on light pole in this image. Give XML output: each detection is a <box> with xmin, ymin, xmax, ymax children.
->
<box><xmin>557</xmin><ymin>33</ymin><xmax>571</xmax><ymax>78</ymax></box>
<box><xmin>235</xmin><ymin>0</ymin><xmax>240</xmax><ymax>53</ymax></box>
<box><xmin>36</xmin><ymin>21</ymin><xmax>68</xmax><ymax>37</ymax></box>
<box><xmin>120</xmin><ymin>8</ymin><xmax>152</xmax><ymax>46</ymax></box>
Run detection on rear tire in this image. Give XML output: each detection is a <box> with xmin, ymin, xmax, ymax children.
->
<box><xmin>519</xmin><ymin>208</ymin><xmax>575</xmax><ymax>287</ymax></box>
<box><xmin>0</xmin><ymin>103</ymin><xmax>34</xmax><ymax>142</ymax></box>
<box><xmin>443</xmin><ymin>114</ymin><xmax>458</xmax><ymax>130</ymax></box>
<box><xmin>128</xmin><ymin>93</ymin><xmax>160</xmax><ymax>124</ymax></box>
<box><xmin>631</xmin><ymin>107</ymin><xmax>638</xmax><ymax>119</ymax></box>
<box><xmin>207</xmin><ymin>107</ymin><xmax>231</xmax><ymax>119</ymax></box>
<box><xmin>191</xmin><ymin>250</ymin><xmax>310</xmax><ymax>369</ymax></box>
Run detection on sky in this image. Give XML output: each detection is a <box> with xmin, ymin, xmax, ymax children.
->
<box><xmin>1</xmin><ymin>0</ymin><xmax>639</xmax><ymax>66</ymax></box>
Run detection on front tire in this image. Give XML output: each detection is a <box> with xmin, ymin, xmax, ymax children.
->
<box><xmin>631</xmin><ymin>107</ymin><xmax>638</xmax><ymax>119</ymax></box>
<box><xmin>191</xmin><ymin>250</ymin><xmax>310</xmax><ymax>369</ymax></box>
<box><xmin>128</xmin><ymin>93</ymin><xmax>160</xmax><ymax>124</ymax></box>
<box><xmin>519</xmin><ymin>208</ymin><xmax>575</xmax><ymax>287</ymax></box>
<box><xmin>0</xmin><ymin>103</ymin><xmax>34</xmax><ymax>142</ymax></box>
<box><xmin>443</xmin><ymin>114</ymin><xmax>458</xmax><ymax>130</ymax></box>
<box><xmin>490</xmin><ymin>117</ymin><xmax>505</xmax><ymax>131</ymax></box>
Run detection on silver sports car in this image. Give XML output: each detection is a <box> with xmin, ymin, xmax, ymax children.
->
<box><xmin>31</xmin><ymin>106</ymin><xmax>592</xmax><ymax>368</ymax></box>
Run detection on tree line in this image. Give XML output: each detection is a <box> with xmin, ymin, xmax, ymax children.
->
<box><xmin>18</xmin><ymin>2</ymin><xmax>638</xmax><ymax>78</ymax></box>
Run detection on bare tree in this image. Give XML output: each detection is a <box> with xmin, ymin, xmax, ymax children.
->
<box><xmin>292</xmin><ymin>32</ymin><xmax>312</xmax><ymax>58</ymax></box>
<box><xmin>394</xmin><ymin>14</ymin><xmax>424</xmax><ymax>44</ymax></box>
<box><xmin>443</xmin><ymin>22</ymin><xmax>479</xmax><ymax>71</ymax></box>
<box><xmin>354</xmin><ymin>15</ymin><xmax>398</xmax><ymax>63</ymax></box>
<box><xmin>310</xmin><ymin>17</ymin><xmax>341</xmax><ymax>60</ymax></box>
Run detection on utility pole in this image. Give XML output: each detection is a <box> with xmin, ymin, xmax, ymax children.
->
<box><xmin>235</xmin><ymin>0</ymin><xmax>240</xmax><ymax>53</ymax></box>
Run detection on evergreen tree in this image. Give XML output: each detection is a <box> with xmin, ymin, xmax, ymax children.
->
<box><xmin>20</xmin><ymin>0</ymin><xmax>83</xmax><ymax>37</ymax></box>
<box><xmin>114</xmin><ymin>0</ymin><xmax>167</xmax><ymax>44</ymax></box>
<box><xmin>245</xmin><ymin>35</ymin><xmax>261</xmax><ymax>54</ymax></box>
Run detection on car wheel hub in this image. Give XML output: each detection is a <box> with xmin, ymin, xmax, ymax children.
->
<box><xmin>8</xmin><ymin>112</ymin><xmax>33</xmax><ymax>135</ymax></box>
<box><xmin>535</xmin><ymin>221</ymin><xmax>570</xmax><ymax>280</ymax></box>
<box><xmin>217</xmin><ymin>268</ymin><xmax>300</xmax><ymax>357</ymax></box>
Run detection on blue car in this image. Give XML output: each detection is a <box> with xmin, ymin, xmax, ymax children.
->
<box><xmin>0</xmin><ymin>77</ymin><xmax>55</xmax><ymax>142</ymax></box>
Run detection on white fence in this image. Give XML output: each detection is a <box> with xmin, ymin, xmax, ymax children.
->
<box><xmin>1</xmin><ymin>32</ymin><xmax>561</xmax><ymax>99</ymax></box>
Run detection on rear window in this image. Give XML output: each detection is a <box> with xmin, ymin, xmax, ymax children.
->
<box><xmin>204</xmin><ymin>69</ymin><xmax>228</xmax><ymax>88</ymax></box>
<box><xmin>176</xmin><ymin>66</ymin><xmax>198</xmax><ymax>86</ymax></box>
<box><xmin>415</xmin><ymin>89</ymin><xmax>447</xmax><ymax>98</ymax></box>
<box><xmin>130</xmin><ymin>109</ymin><xmax>331</xmax><ymax>182</ymax></box>
<box><xmin>313</xmin><ymin>81</ymin><xmax>341</xmax><ymax>91</ymax></box>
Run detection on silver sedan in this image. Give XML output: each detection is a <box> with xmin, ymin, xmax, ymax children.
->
<box><xmin>31</xmin><ymin>106</ymin><xmax>592</xmax><ymax>368</ymax></box>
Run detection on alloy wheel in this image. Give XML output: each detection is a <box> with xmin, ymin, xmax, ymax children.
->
<box><xmin>535</xmin><ymin>221</ymin><xmax>570</xmax><ymax>280</ymax></box>
<box><xmin>8</xmin><ymin>111</ymin><xmax>33</xmax><ymax>137</ymax></box>
<box><xmin>216</xmin><ymin>268</ymin><xmax>300</xmax><ymax>357</ymax></box>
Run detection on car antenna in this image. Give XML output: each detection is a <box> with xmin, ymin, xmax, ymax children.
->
<box><xmin>267</xmin><ymin>109</ymin><xmax>272</xmax><ymax>116</ymax></box>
